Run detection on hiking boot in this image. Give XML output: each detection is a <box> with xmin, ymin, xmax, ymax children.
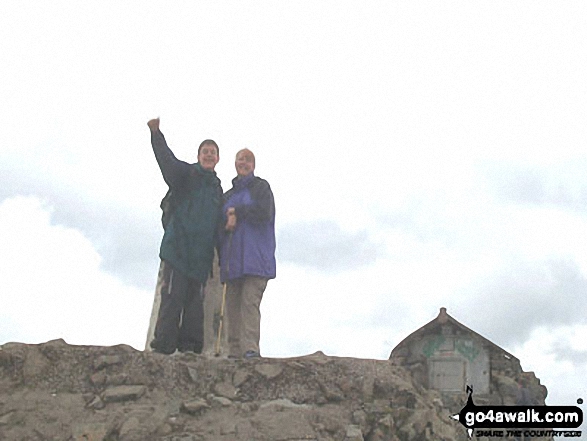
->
<box><xmin>150</xmin><ymin>339</ymin><xmax>175</xmax><ymax>355</ymax></box>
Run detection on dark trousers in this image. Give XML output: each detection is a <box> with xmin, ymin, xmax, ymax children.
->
<box><xmin>150</xmin><ymin>261</ymin><xmax>204</xmax><ymax>354</ymax></box>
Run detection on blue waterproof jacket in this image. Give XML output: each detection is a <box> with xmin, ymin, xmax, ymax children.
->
<box><xmin>219</xmin><ymin>173</ymin><xmax>276</xmax><ymax>283</ymax></box>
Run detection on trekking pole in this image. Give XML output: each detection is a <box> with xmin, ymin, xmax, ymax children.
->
<box><xmin>215</xmin><ymin>232</ymin><xmax>232</xmax><ymax>356</ymax></box>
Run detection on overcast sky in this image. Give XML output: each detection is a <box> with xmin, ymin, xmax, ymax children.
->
<box><xmin>1</xmin><ymin>0</ymin><xmax>586</xmax><ymax>417</ymax></box>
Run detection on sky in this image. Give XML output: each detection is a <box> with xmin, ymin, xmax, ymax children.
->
<box><xmin>1</xmin><ymin>0</ymin><xmax>586</xmax><ymax>421</ymax></box>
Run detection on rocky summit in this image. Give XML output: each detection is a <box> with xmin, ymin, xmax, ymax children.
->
<box><xmin>0</xmin><ymin>339</ymin><xmax>468</xmax><ymax>440</ymax></box>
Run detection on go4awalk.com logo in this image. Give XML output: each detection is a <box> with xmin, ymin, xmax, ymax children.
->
<box><xmin>451</xmin><ymin>386</ymin><xmax>583</xmax><ymax>438</ymax></box>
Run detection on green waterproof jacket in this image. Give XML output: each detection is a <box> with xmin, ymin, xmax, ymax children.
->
<box><xmin>151</xmin><ymin>130</ymin><xmax>222</xmax><ymax>282</ymax></box>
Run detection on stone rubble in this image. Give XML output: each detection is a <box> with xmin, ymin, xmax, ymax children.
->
<box><xmin>0</xmin><ymin>339</ymin><xmax>472</xmax><ymax>440</ymax></box>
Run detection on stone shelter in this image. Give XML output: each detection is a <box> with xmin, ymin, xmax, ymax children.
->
<box><xmin>389</xmin><ymin>307</ymin><xmax>547</xmax><ymax>406</ymax></box>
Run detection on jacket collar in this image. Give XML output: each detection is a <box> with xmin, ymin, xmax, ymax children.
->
<box><xmin>232</xmin><ymin>172</ymin><xmax>254</xmax><ymax>188</ymax></box>
<box><xmin>194</xmin><ymin>162</ymin><xmax>219</xmax><ymax>182</ymax></box>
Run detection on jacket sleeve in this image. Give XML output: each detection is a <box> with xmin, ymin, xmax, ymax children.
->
<box><xmin>151</xmin><ymin>130</ymin><xmax>192</xmax><ymax>189</ymax></box>
<box><xmin>234</xmin><ymin>178</ymin><xmax>275</xmax><ymax>224</ymax></box>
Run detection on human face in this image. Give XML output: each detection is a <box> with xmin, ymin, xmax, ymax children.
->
<box><xmin>198</xmin><ymin>144</ymin><xmax>219</xmax><ymax>171</ymax></box>
<box><xmin>235</xmin><ymin>150</ymin><xmax>255</xmax><ymax>177</ymax></box>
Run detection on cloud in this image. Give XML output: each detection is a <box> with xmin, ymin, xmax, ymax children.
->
<box><xmin>546</xmin><ymin>326</ymin><xmax>587</xmax><ymax>367</ymax></box>
<box><xmin>512</xmin><ymin>326</ymin><xmax>587</xmax><ymax>412</ymax></box>
<box><xmin>480</xmin><ymin>160</ymin><xmax>587</xmax><ymax>212</ymax></box>
<box><xmin>550</xmin><ymin>340</ymin><xmax>587</xmax><ymax>367</ymax></box>
<box><xmin>277</xmin><ymin>220</ymin><xmax>379</xmax><ymax>272</ymax></box>
<box><xmin>457</xmin><ymin>258</ymin><xmax>587</xmax><ymax>349</ymax></box>
<box><xmin>0</xmin><ymin>196</ymin><xmax>152</xmax><ymax>348</ymax></box>
<box><xmin>1</xmin><ymin>157</ymin><xmax>163</xmax><ymax>290</ymax></box>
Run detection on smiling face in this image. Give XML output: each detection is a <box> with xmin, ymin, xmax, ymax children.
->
<box><xmin>198</xmin><ymin>141</ymin><xmax>219</xmax><ymax>171</ymax></box>
<box><xmin>235</xmin><ymin>149</ymin><xmax>255</xmax><ymax>177</ymax></box>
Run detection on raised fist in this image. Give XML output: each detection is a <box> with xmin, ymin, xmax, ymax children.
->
<box><xmin>147</xmin><ymin>118</ymin><xmax>160</xmax><ymax>132</ymax></box>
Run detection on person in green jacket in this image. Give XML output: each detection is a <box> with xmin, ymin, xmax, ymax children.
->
<box><xmin>147</xmin><ymin>117</ymin><xmax>222</xmax><ymax>354</ymax></box>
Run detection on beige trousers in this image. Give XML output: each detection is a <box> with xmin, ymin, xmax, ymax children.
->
<box><xmin>226</xmin><ymin>276</ymin><xmax>268</xmax><ymax>357</ymax></box>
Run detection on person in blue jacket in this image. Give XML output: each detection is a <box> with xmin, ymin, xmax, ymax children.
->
<box><xmin>147</xmin><ymin>117</ymin><xmax>222</xmax><ymax>355</ymax></box>
<box><xmin>220</xmin><ymin>148</ymin><xmax>276</xmax><ymax>359</ymax></box>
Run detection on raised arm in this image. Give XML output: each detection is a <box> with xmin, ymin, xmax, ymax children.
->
<box><xmin>148</xmin><ymin>118</ymin><xmax>191</xmax><ymax>189</ymax></box>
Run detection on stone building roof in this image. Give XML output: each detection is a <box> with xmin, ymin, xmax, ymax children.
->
<box><xmin>390</xmin><ymin>307</ymin><xmax>519</xmax><ymax>364</ymax></box>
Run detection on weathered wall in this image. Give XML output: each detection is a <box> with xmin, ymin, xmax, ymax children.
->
<box><xmin>391</xmin><ymin>326</ymin><xmax>547</xmax><ymax>410</ymax></box>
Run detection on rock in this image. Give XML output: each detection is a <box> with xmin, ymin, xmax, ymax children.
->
<box><xmin>259</xmin><ymin>398</ymin><xmax>311</xmax><ymax>411</ymax></box>
<box><xmin>0</xmin><ymin>340</ymin><xmax>513</xmax><ymax>441</ymax></box>
<box><xmin>255</xmin><ymin>363</ymin><xmax>283</xmax><ymax>379</ymax></box>
<box><xmin>187</xmin><ymin>366</ymin><xmax>199</xmax><ymax>383</ymax></box>
<box><xmin>71</xmin><ymin>422</ymin><xmax>111</xmax><ymax>441</ymax></box>
<box><xmin>22</xmin><ymin>346</ymin><xmax>50</xmax><ymax>384</ymax></box>
<box><xmin>94</xmin><ymin>355</ymin><xmax>122</xmax><ymax>370</ymax></box>
<box><xmin>119</xmin><ymin>416</ymin><xmax>141</xmax><ymax>439</ymax></box>
<box><xmin>220</xmin><ymin>421</ymin><xmax>237</xmax><ymax>435</ymax></box>
<box><xmin>110</xmin><ymin>344</ymin><xmax>136</xmax><ymax>353</ymax></box>
<box><xmin>102</xmin><ymin>385</ymin><xmax>146</xmax><ymax>403</ymax></box>
<box><xmin>345</xmin><ymin>425</ymin><xmax>364</xmax><ymax>441</ymax></box>
<box><xmin>117</xmin><ymin>411</ymin><xmax>159</xmax><ymax>441</ymax></box>
<box><xmin>106</xmin><ymin>372</ymin><xmax>130</xmax><ymax>386</ymax></box>
<box><xmin>239</xmin><ymin>402</ymin><xmax>258</xmax><ymax>413</ymax></box>
<box><xmin>211</xmin><ymin>396</ymin><xmax>232</xmax><ymax>407</ymax></box>
<box><xmin>304</xmin><ymin>351</ymin><xmax>329</xmax><ymax>364</ymax></box>
<box><xmin>251</xmin><ymin>407</ymin><xmax>316</xmax><ymax>440</ymax></box>
<box><xmin>377</xmin><ymin>415</ymin><xmax>393</xmax><ymax>429</ymax></box>
<box><xmin>181</xmin><ymin>399</ymin><xmax>210</xmax><ymax>415</ymax></box>
<box><xmin>87</xmin><ymin>395</ymin><xmax>105</xmax><ymax>410</ymax></box>
<box><xmin>365</xmin><ymin>428</ymin><xmax>386</xmax><ymax>441</ymax></box>
<box><xmin>365</xmin><ymin>399</ymin><xmax>392</xmax><ymax>414</ymax></box>
<box><xmin>214</xmin><ymin>381</ymin><xmax>237</xmax><ymax>399</ymax></box>
<box><xmin>0</xmin><ymin>410</ymin><xmax>15</xmax><ymax>426</ymax></box>
<box><xmin>232</xmin><ymin>369</ymin><xmax>250</xmax><ymax>387</ymax></box>
<box><xmin>44</xmin><ymin>338</ymin><xmax>68</xmax><ymax>346</ymax></box>
<box><xmin>352</xmin><ymin>409</ymin><xmax>367</xmax><ymax>432</ymax></box>
<box><xmin>314</xmin><ymin>412</ymin><xmax>344</xmax><ymax>434</ymax></box>
<box><xmin>0</xmin><ymin>342</ymin><xmax>26</xmax><ymax>351</ymax></box>
<box><xmin>319</xmin><ymin>380</ymin><xmax>345</xmax><ymax>402</ymax></box>
<box><xmin>90</xmin><ymin>372</ymin><xmax>107</xmax><ymax>387</ymax></box>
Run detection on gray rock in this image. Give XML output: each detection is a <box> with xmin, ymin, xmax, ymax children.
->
<box><xmin>0</xmin><ymin>340</ymin><xmax>534</xmax><ymax>441</ymax></box>
<box><xmin>102</xmin><ymin>385</ymin><xmax>146</xmax><ymax>403</ymax></box>
<box><xmin>44</xmin><ymin>338</ymin><xmax>68</xmax><ymax>346</ymax></box>
<box><xmin>0</xmin><ymin>410</ymin><xmax>15</xmax><ymax>426</ymax></box>
<box><xmin>187</xmin><ymin>366</ymin><xmax>199</xmax><ymax>383</ymax></box>
<box><xmin>211</xmin><ymin>396</ymin><xmax>233</xmax><ymax>407</ymax></box>
<box><xmin>220</xmin><ymin>421</ymin><xmax>237</xmax><ymax>434</ymax></box>
<box><xmin>23</xmin><ymin>347</ymin><xmax>50</xmax><ymax>383</ymax></box>
<box><xmin>181</xmin><ymin>399</ymin><xmax>210</xmax><ymax>415</ymax></box>
<box><xmin>233</xmin><ymin>369</ymin><xmax>250</xmax><ymax>387</ymax></box>
<box><xmin>351</xmin><ymin>409</ymin><xmax>367</xmax><ymax>431</ymax></box>
<box><xmin>345</xmin><ymin>425</ymin><xmax>364</xmax><ymax>441</ymax></box>
<box><xmin>259</xmin><ymin>398</ymin><xmax>311</xmax><ymax>411</ymax></box>
<box><xmin>255</xmin><ymin>363</ymin><xmax>283</xmax><ymax>379</ymax></box>
<box><xmin>94</xmin><ymin>355</ymin><xmax>122</xmax><ymax>370</ymax></box>
<box><xmin>90</xmin><ymin>372</ymin><xmax>107</xmax><ymax>387</ymax></box>
<box><xmin>119</xmin><ymin>416</ymin><xmax>141</xmax><ymax>439</ymax></box>
<box><xmin>87</xmin><ymin>395</ymin><xmax>105</xmax><ymax>410</ymax></box>
<box><xmin>319</xmin><ymin>381</ymin><xmax>344</xmax><ymax>402</ymax></box>
<box><xmin>71</xmin><ymin>422</ymin><xmax>110</xmax><ymax>441</ymax></box>
<box><xmin>214</xmin><ymin>382</ymin><xmax>237</xmax><ymax>399</ymax></box>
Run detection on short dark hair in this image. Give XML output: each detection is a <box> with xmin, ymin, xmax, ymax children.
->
<box><xmin>198</xmin><ymin>139</ymin><xmax>219</xmax><ymax>156</ymax></box>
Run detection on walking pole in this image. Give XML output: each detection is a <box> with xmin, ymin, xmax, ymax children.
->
<box><xmin>215</xmin><ymin>284</ymin><xmax>227</xmax><ymax>355</ymax></box>
<box><xmin>215</xmin><ymin>232</ymin><xmax>232</xmax><ymax>356</ymax></box>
